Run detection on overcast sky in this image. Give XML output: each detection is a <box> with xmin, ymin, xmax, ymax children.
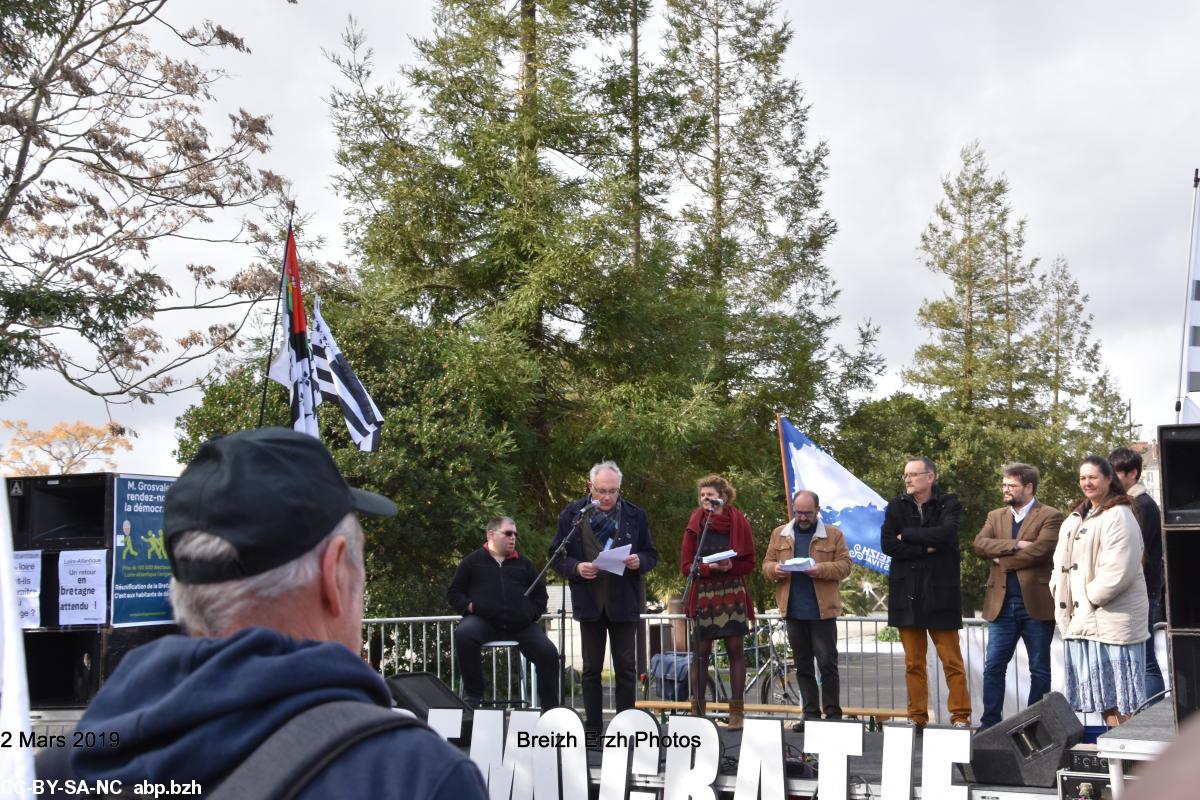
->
<box><xmin>3</xmin><ymin>0</ymin><xmax>1198</xmax><ymax>476</ymax></box>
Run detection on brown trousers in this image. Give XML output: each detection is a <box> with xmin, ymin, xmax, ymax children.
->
<box><xmin>898</xmin><ymin>626</ymin><xmax>972</xmax><ymax>725</ymax></box>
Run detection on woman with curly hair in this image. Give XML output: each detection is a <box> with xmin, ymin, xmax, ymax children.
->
<box><xmin>680</xmin><ymin>474</ymin><xmax>755</xmax><ymax>729</ymax></box>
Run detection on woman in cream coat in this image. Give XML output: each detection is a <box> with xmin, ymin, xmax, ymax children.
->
<box><xmin>1051</xmin><ymin>455</ymin><xmax>1149</xmax><ymax>726</ymax></box>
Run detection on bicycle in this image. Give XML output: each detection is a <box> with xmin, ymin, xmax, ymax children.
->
<box><xmin>706</xmin><ymin>618</ymin><xmax>802</xmax><ymax>705</ymax></box>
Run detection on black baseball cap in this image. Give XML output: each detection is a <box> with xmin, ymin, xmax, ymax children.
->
<box><xmin>165</xmin><ymin>427</ymin><xmax>396</xmax><ymax>584</ymax></box>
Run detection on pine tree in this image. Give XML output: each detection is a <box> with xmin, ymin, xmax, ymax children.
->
<box><xmin>905</xmin><ymin>142</ymin><xmax>1010</xmax><ymax>416</ymax></box>
<box><xmin>659</xmin><ymin>0</ymin><xmax>875</xmax><ymax>443</ymax></box>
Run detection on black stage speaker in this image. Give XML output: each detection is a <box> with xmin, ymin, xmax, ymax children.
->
<box><xmin>7</xmin><ymin>473</ymin><xmax>114</xmax><ymax>551</ymax></box>
<box><xmin>1160</xmin><ymin>424</ymin><xmax>1200</xmax><ymax>526</ymax></box>
<box><xmin>968</xmin><ymin>692</ymin><xmax>1083</xmax><ymax>787</ymax></box>
<box><xmin>24</xmin><ymin>624</ymin><xmax>178</xmax><ymax>708</ymax></box>
<box><xmin>386</xmin><ymin>672</ymin><xmax>473</xmax><ymax>744</ymax></box>
<box><xmin>1160</xmin><ymin>424</ymin><xmax>1200</xmax><ymax>726</ymax></box>
<box><xmin>1170</xmin><ymin>632</ymin><xmax>1200</xmax><ymax>723</ymax></box>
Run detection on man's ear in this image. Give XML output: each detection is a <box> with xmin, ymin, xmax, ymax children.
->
<box><xmin>319</xmin><ymin>535</ymin><xmax>350</xmax><ymax>618</ymax></box>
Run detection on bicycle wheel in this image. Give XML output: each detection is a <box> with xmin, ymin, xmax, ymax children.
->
<box><xmin>759</xmin><ymin>667</ymin><xmax>802</xmax><ymax>706</ymax></box>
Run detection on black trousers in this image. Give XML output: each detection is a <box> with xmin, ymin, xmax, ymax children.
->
<box><xmin>786</xmin><ymin>617</ymin><xmax>842</xmax><ymax>719</ymax></box>
<box><xmin>579</xmin><ymin>612</ymin><xmax>637</xmax><ymax>733</ymax></box>
<box><xmin>454</xmin><ymin>615</ymin><xmax>560</xmax><ymax>710</ymax></box>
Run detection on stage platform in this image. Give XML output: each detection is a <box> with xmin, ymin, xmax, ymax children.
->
<box><xmin>1097</xmin><ymin>701</ymin><xmax>1174</xmax><ymax>798</ymax></box>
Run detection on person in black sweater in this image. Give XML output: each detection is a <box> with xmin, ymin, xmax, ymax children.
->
<box><xmin>1110</xmin><ymin>446</ymin><xmax>1166</xmax><ymax>701</ymax></box>
<box><xmin>447</xmin><ymin>516</ymin><xmax>560</xmax><ymax>710</ymax></box>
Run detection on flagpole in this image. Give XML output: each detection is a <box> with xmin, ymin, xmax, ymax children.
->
<box><xmin>1175</xmin><ymin>170</ymin><xmax>1199</xmax><ymax>423</ymax></box>
<box><xmin>775</xmin><ymin>414</ymin><xmax>791</xmax><ymax>517</ymax></box>
<box><xmin>258</xmin><ymin>208</ymin><xmax>295</xmax><ymax>429</ymax></box>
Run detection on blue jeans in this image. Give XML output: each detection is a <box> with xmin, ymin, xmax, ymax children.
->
<box><xmin>981</xmin><ymin>594</ymin><xmax>1054</xmax><ymax>729</ymax></box>
<box><xmin>1145</xmin><ymin>600</ymin><xmax>1165</xmax><ymax>701</ymax></box>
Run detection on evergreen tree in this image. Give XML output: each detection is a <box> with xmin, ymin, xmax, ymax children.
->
<box><xmin>659</xmin><ymin>0</ymin><xmax>878</xmax><ymax>443</ymax></box>
<box><xmin>905</xmin><ymin>142</ymin><xmax>1010</xmax><ymax>417</ymax></box>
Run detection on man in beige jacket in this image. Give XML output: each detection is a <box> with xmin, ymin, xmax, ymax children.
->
<box><xmin>972</xmin><ymin>463</ymin><xmax>1063</xmax><ymax>729</ymax></box>
<box><xmin>762</xmin><ymin>490</ymin><xmax>852</xmax><ymax>726</ymax></box>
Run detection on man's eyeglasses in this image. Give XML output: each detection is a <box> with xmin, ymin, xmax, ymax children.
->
<box><xmin>592</xmin><ymin>488</ymin><xmax>620</xmax><ymax>496</ymax></box>
<box><xmin>496</xmin><ymin>529</ymin><xmax>517</xmax><ymax>536</ymax></box>
<box><xmin>902</xmin><ymin>471</ymin><xmax>930</xmax><ymax>480</ymax></box>
<box><xmin>1001</xmin><ymin>483</ymin><xmax>1024</xmax><ymax>491</ymax></box>
<box><xmin>793</xmin><ymin>510</ymin><xmax>817</xmax><ymax>518</ymax></box>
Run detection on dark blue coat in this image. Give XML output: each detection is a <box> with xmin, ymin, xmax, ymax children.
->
<box><xmin>881</xmin><ymin>487</ymin><xmax>964</xmax><ymax>630</ymax></box>
<box><xmin>46</xmin><ymin>627</ymin><xmax>488</xmax><ymax>799</ymax></box>
<box><xmin>549</xmin><ymin>496</ymin><xmax>659</xmax><ymax>622</ymax></box>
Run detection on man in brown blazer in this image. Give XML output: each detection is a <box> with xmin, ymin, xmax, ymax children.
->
<box><xmin>972</xmin><ymin>463</ymin><xmax>1064</xmax><ymax>729</ymax></box>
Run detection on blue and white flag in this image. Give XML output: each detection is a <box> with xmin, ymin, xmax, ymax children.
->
<box><xmin>777</xmin><ymin>416</ymin><xmax>890</xmax><ymax>574</ymax></box>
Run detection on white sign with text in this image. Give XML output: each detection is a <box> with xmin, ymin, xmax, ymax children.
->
<box><xmin>444</xmin><ymin>710</ymin><xmax>972</xmax><ymax>800</ymax></box>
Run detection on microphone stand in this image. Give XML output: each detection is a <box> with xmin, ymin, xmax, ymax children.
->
<box><xmin>682</xmin><ymin>505</ymin><xmax>716</xmax><ymax>715</ymax></box>
<box><xmin>530</xmin><ymin>498</ymin><xmax>592</xmax><ymax>706</ymax></box>
<box><xmin>527</xmin><ymin>501</ymin><xmax>591</xmax><ymax>598</ymax></box>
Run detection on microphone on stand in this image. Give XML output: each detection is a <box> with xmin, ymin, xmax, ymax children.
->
<box><xmin>576</xmin><ymin>497</ymin><xmax>601</xmax><ymax>522</ymax></box>
<box><xmin>706</xmin><ymin>497</ymin><xmax>724</xmax><ymax>509</ymax></box>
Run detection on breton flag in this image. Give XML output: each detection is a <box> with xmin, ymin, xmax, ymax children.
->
<box><xmin>311</xmin><ymin>297</ymin><xmax>384</xmax><ymax>452</ymax></box>
<box><xmin>267</xmin><ymin>227</ymin><xmax>320</xmax><ymax>438</ymax></box>
<box><xmin>777</xmin><ymin>416</ymin><xmax>890</xmax><ymax>574</ymax></box>
<box><xmin>1179</xmin><ymin>170</ymin><xmax>1200</xmax><ymax>423</ymax></box>
<box><xmin>0</xmin><ymin>485</ymin><xmax>35</xmax><ymax>785</ymax></box>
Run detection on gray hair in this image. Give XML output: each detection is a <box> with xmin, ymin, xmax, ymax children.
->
<box><xmin>589</xmin><ymin>460</ymin><xmax>623</xmax><ymax>484</ymax></box>
<box><xmin>169</xmin><ymin>512</ymin><xmax>363</xmax><ymax>636</ymax></box>
<box><xmin>486</xmin><ymin>516</ymin><xmax>516</xmax><ymax>533</ymax></box>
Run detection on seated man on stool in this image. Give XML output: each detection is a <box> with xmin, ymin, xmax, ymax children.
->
<box><xmin>447</xmin><ymin>516</ymin><xmax>560</xmax><ymax>709</ymax></box>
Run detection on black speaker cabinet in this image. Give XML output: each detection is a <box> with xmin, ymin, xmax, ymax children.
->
<box><xmin>1165</xmin><ymin>533</ymin><xmax>1200</xmax><ymax>631</ymax></box>
<box><xmin>386</xmin><ymin>672</ymin><xmax>472</xmax><ymax>744</ymax></box>
<box><xmin>7</xmin><ymin>473</ymin><xmax>115</xmax><ymax>550</ymax></box>
<box><xmin>1159</xmin><ymin>425</ymin><xmax>1200</xmax><ymax>526</ymax></box>
<box><xmin>1170</xmin><ymin>632</ymin><xmax>1200</xmax><ymax>725</ymax></box>
<box><xmin>969</xmin><ymin>692</ymin><xmax>1083</xmax><ymax>787</ymax></box>
<box><xmin>24</xmin><ymin>624</ymin><xmax>178</xmax><ymax>708</ymax></box>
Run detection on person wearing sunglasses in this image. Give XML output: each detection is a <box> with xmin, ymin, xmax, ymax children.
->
<box><xmin>447</xmin><ymin>516</ymin><xmax>561</xmax><ymax>711</ymax></box>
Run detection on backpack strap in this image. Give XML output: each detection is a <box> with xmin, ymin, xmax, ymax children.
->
<box><xmin>209</xmin><ymin>701</ymin><xmax>425</xmax><ymax>800</ymax></box>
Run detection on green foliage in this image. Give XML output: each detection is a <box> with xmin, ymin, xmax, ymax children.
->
<box><xmin>290</xmin><ymin>0</ymin><xmax>879</xmax><ymax>614</ymax></box>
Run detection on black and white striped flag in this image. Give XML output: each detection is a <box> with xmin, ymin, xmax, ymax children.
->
<box><xmin>311</xmin><ymin>297</ymin><xmax>384</xmax><ymax>452</ymax></box>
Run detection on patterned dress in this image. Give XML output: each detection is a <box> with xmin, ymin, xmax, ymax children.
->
<box><xmin>693</xmin><ymin>530</ymin><xmax>752</xmax><ymax>640</ymax></box>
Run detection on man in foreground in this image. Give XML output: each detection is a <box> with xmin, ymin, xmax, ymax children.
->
<box><xmin>447</xmin><ymin>516</ymin><xmax>560</xmax><ymax>709</ymax></box>
<box><xmin>38</xmin><ymin>427</ymin><xmax>488</xmax><ymax>799</ymax></box>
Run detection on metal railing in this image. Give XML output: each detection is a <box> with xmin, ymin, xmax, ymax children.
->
<box><xmin>363</xmin><ymin>611</ymin><xmax>1046</xmax><ymax>724</ymax></box>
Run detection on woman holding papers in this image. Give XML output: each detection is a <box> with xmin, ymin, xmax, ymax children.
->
<box><xmin>680</xmin><ymin>474</ymin><xmax>756</xmax><ymax>729</ymax></box>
